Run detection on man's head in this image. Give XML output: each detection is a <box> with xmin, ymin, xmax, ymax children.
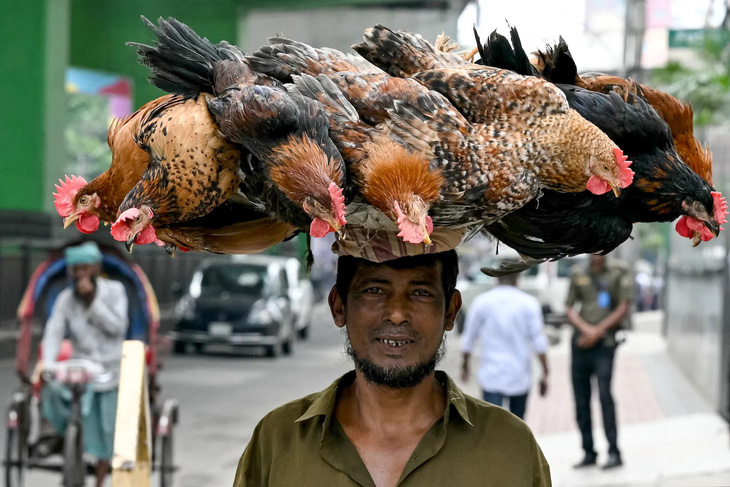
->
<box><xmin>64</xmin><ymin>241</ymin><xmax>103</xmax><ymax>281</ymax></box>
<box><xmin>329</xmin><ymin>251</ymin><xmax>461</xmax><ymax>389</ymax></box>
<box><xmin>589</xmin><ymin>254</ymin><xmax>607</xmax><ymax>273</ymax></box>
<box><xmin>497</xmin><ymin>273</ymin><xmax>519</xmax><ymax>286</ymax></box>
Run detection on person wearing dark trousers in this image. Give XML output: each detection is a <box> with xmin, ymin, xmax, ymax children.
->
<box><xmin>566</xmin><ymin>254</ymin><xmax>632</xmax><ymax>470</ymax></box>
<box><xmin>461</xmin><ymin>273</ymin><xmax>549</xmax><ymax>420</ymax></box>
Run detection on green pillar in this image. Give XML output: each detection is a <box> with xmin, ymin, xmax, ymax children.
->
<box><xmin>0</xmin><ymin>0</ymin><xmax>69</xmax><ymax>213</ymax></box>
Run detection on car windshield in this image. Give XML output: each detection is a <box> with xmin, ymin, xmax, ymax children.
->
<box><xmin>199</xmin><ymin>264</ymin><xmax>269</xmax><ymax>297</ymax></box>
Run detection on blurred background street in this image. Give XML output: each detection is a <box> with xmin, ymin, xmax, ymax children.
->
<box><xmin>2</xmin><ymin>305</ymin><xmax>729</xmax><ymax>486</ymax></box>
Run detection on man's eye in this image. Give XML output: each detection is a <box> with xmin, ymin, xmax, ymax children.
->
<box><xmin>414</xmin><ymin>289</ymin><xmax>433</xmax><ymax>297</ymax></box>
<box><xmin>364</xmin><ymin>287</ymin><xmax>383</xmax><ymax>294</ymax></box>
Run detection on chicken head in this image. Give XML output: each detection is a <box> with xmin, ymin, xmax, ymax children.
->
<box><xmin>676</xmin><ymin>191</ymin><xmax>728</xmax><ymax>246</ymax></box>
<box><xmin>586</xmin><ymin>148</ymin><xmax>635</xmax><ymax>197</ymax></box>
<box><xmin>53</xmin><ymin>175</ymin><xmax>100</xmax><ymax>234</ymax></box>
<box><xmin>110</xmin><ymin>206</ymin><xmax>162</xmax><ymax>252</ymax></box>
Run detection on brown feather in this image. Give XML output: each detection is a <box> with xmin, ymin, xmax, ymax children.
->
<box><xmin>357</xmin><ymin>139</ymin><xmax>443</xmax><ymax>218</ymax></box>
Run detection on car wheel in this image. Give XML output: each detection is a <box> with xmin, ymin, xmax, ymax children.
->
<box><xmin>265</xmin><ymin>342</ymin><xmax>281</xmax><ymax>358</ymax></box>
<box><xmin>173</xmin><ymin>341</ymin><xmax>186</xmax><ymax>355</ymax></box>
<box><xmin>297</xmin><ymin>325</ymin><xmax>309</xmax><ymax>340</ymax></box>
<box><xmin>282</xmin><ymin>335</ymin><xmax>294</xmax><ymax>356</ymax></box>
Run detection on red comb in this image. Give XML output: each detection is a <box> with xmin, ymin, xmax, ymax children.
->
<box><xmin>394</xmin><ymin>202</ymin><xmax>427</xmax><ymax>244</ymax></box>
<box><xmin>613</xmin><ymin>148</ymin><xmax>634</xmax><ymax>188</ymax></box>
<box><xmin>712</xmin><ymin>191</ymin><xmax>728</xmax><ymax>227</ymax></box>
<box><xmin>53</xmin><ymin>175</ymin><xmax>88</xmax><ymax>217</ymax></box>
<box><xmin>328</xmin><ymin>182</ymin><xmax>347</xmax><ymax>226</ymax></box>
<box><xmin>110</xmin><ymin>208</ymin><xmax>139</xmax><ymax>241</ymax></box>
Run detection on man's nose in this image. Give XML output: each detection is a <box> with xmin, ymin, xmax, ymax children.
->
<box><xmin>382</xmin><ymin>293</ymin><xmax>411</xmax><ymax>324</ymax></box>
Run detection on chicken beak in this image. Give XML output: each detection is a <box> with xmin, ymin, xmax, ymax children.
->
<box><xmin>125</xmin><ymin>238</ymin><xmax>135</xmax><ymax>253</ymax></box>
<box><xmin>165</xmin><ymin>244</ymin><xmax>177</xmax><ymax>257</ymax></box>
<box><xmin>63</xmin><ymin>214</ymin><xmax>80</xmax><ymax>229</ymax></box>
<box><xmin>423</xmin><ymin>230</ymin><xmax>433</xmax><ymax>246</ymax></box>
<box><xmin>705</xmin><ymin>221</ymin><xmax>721</xmax><ymax>238</ymax></box>
<box><xmin>611</xmin><ymin>185</ymin><xmax>621</xmax><ymax>198</ymax></box>
<box><xmin>692</xmin><ymin>231</ymin><xmax>702</xmax><ymax>247</ymax></box>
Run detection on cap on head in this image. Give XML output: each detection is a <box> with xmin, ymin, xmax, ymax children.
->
<box><xmin>64</xmin><ymin>242</ymin><xmax>103</xmax><ymax>266</ymax></box>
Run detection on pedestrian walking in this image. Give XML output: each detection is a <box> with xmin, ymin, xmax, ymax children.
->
<box><xmin>460</xmin><ymin>273</ymin><xmax>549</xmax><ymax>419</ymax></box>
<box><xmin>566</xmin><ymin>253</ymin><xmax>632</xmax><ymax>470</ymax></box>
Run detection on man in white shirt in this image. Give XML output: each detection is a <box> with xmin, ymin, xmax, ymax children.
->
<box><xmin>460</xmin><ymin>273</ymin><xmax>549</xmax><ymax>419</ymax></box>
<box><xmin>40</xmin><ymin>242</ymin><xmax>129</xmax><ymax>487</ymax></box>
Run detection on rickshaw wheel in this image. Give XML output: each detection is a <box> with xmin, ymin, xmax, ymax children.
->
<box><xmin>159</xmin><ymin>431</ymin><xmax>174</xmax><ymax>487</ymax></box>
<box><xmin>4</xmin><ymin>428</ymin><xmax>24</xmax><ymax>487</ymax></box>
<box><xmin>62</xmin><ymin>422</ymin><xmax>85</xmax><ymax>487</ymax></box>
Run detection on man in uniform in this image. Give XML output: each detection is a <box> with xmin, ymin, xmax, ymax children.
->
<box><xmin>566</xmin><ymin>253</ymin><xmax>633</xmax><ymax>470</ymax></box>
<box><xmin>234</xmin><ymin>250</ymin><xmax>551</xmax><ymax>486</ymax></box>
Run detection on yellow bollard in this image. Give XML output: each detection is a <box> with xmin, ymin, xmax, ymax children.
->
<box><xmin>112</xmin><ymin>340</ymin><xmax>151</xmax><ymax>487</ymax></box>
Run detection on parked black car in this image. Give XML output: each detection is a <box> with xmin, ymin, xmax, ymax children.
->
<box><xmin>171</xmin><ymin>255</ymin><xmax>296</xmax><ymax>357</ymax></box>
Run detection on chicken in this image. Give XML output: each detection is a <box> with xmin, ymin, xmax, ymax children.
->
<box><xmin>531</xmin><ymin>34</ymin><xmax>727</xmax><ymax>245</ymax></box>
<box><xmin>53</xmin><ymin>95</ymin><xmax>185</xmax><ymax>233</ymax></box>
<box><xmin>110</xmin><ymin>93</ymin><xmax>245</xmax><ymax>250</ymax></box>
<box><xmin>352</xmin><ymin>25</ymin><xmax>634</xmax><ymax>196</ymax></box>
<box><xmin>246</xmin><ymin>33</ymin><xmax>633</xmax><ymax>245</ymax></box>
<box><xmin>127</xmin><ymin>16</ymin><xmax>347</xmax><ymax>239</ymax></box>
<box><xmin>469</xmin><ymin>27</ymin><xmax>726</xmax><ymax>270</ymax></box>
<box><xmin>154</xmin><ymin>202</ymin><xmax>298</xmax><ymax>255</ymax></box>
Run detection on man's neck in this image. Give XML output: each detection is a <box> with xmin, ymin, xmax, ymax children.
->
<box><xmin>337</xmin><ymin>371</ymin><xmax>446</xmax><ymax>432</ymax></box>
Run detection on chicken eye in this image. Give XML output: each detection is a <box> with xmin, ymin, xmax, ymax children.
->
<box><xmin>79</xmin><ymin>196</ymin><xmax>88</xmax><ymax>205</ymax></box>
<box><xmin>135</xmin><ymin>216</ymin><xmax>141</xmax><ymax>223</ymax></box>
<box><xmin>603</xmin><ymin>165</ymin><xmax>609</xmax><ymax>171</ymax></box>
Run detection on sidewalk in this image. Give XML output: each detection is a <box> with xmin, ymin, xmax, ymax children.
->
<box><xmin>443</xmin><ymin>311</ymin><xmax>730</xmax><ymax>486</ymax></box>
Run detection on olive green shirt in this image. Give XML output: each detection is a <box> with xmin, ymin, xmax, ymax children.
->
<box><xmin>234</xmin><ymin>371</ymin><xmax>551</xmax><ymax>487</ymax></box>
<box><xmin>565</xmin><ymin>260</ymin><xmax>633</xmax><ymax>326</ymax></box>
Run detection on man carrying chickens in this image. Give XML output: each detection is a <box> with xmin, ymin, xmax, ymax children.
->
<box><xmin>234</xmin><ymin>249</ymin><xmax>551</xmax><ymax>486</ymax></box>
<box><xmin>566</xmin><ymin>253</ymin><xmax>633</xmax><ymax>470</ymax></box>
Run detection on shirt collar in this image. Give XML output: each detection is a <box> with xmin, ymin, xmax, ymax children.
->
<box><xmin>295</xmin><ymin>370</ymin><xmax>473</xmax><ymax>428</ymax></box>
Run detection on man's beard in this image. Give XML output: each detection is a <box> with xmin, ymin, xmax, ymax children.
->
<box><xmin>345</xmin><ymin>332</ymin><xmax>447</xmax><ymax>389</ymax></box>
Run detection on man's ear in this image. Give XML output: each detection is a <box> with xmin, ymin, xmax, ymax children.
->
<box><xmin>328</xmin><ymin>286</ymin><xmax>347</xmax><ymax>329</ymax></box>
<box><xmin>444</xmin><ymin>289</ymin><xmax>462</xmax><ymax>332</ymax></box>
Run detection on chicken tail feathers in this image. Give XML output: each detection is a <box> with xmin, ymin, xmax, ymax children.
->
<box><xmin>129</xmin><ymin>16</ymin><xmax>247</xmax><ymax>97</ymax></box>
<box><xmin>353</xmin><ymin>24</ymin><xmax>468</xmax><ymax>77</ymax></box>
<box><xmin>247</xmin><ymin>37</ymin><xmax>380</xmax><ymax>83</ymax></box>
<box><xmin>475</xmin><ymin>27</ymin><xmax>535</xmax><ymax>77</ymax></box>
<box><xmin>536</xmin><ymin>36</ymin><xmax>578</xmax><ymax>85</ymax></box>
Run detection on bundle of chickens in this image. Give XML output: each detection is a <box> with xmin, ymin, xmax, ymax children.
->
<box><xmin>53</xmin><ymin>17</ymin><xmax>727</xmax><ymax>273</ymax></box>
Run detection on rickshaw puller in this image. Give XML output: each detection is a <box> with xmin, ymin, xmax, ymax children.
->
<box><xmin>38</xmin><ymin>241</ymin><xmax>129</xmax><ymax>487</ymax></box>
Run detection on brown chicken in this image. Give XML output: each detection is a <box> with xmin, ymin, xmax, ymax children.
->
<box><xmin>128</xmin><ymin>17</ymin><xmax>347</xmax><ymax>241</ymax></box>
<box><xmin>110</xmin><ymin>93</ymin><xmax>244</xmax><ymax>249</ymax></box>
<box><xmin>246</xmin><ymin>30</ymin><xmax>634</xmax><ymax>244</ymax></box>
<box><xmin>54</xmin><ymin>95</ymin><xmax>184</xmax><ymax>233</ymax></box>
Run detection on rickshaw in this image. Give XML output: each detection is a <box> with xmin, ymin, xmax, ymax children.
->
<box><xmin>4</xmin><ymin>242</ymin><xmax>179</xmax><ymax>487</ymax></box>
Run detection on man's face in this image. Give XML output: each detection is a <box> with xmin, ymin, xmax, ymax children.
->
<box><xmin>71</xmin><ymin>263</ymin><xmax>100</xmax><ymax>282</ymax></box>
<box><xmin>329</xmin><ymin>261</ymin><xmax>461</xmax><ymax>388</ymax></box>
<box><xmin>589</xmin><ymin>254</ymin><xmax>606</xmax><ymax>272</ymax></box>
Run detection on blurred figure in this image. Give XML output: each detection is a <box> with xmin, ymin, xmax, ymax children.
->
<box><xmin>39</xmin><ymin>242</ymin><xmax>129</xmax><ymax>487</ymax></box>
<box><xmin>566</xmin><ymin>253</ymin><xmax>632</xmax><ymax>470</ymax></box>
<box><xmin>460</xmin><ymin>272</ymin><xmax>549</xmax><ymax>419</ymax></box>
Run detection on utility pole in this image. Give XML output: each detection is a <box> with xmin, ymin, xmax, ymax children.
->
<box><xmin>623</xmin><ymin>0</ymin><xmax>647</xmax><ymax>82</ymax></box>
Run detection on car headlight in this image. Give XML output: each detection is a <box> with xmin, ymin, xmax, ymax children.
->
<box><xmin>175</xmin><ymin>296</ymin><xmax>196</xmax><ymax>321</ymax></box>
<box><xmin>248</xmin><ymin>307</ymin><xmax>274</xmax><ymax>325</ymax></box>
